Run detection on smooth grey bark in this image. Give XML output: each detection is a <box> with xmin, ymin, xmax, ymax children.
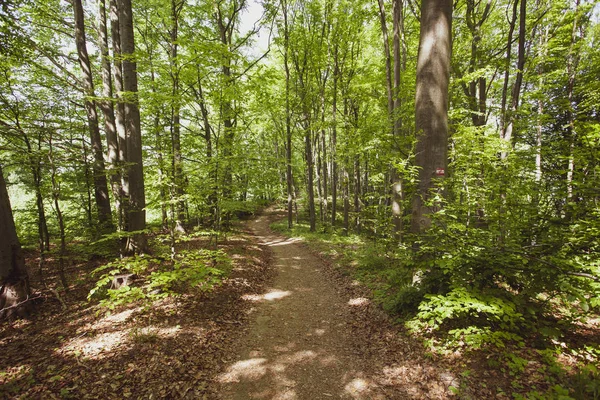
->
<box><xmin>170</xmin><ymin>0</ymin><xmax>186</xmax><ymax>232</ymax></box>
<box><xmin>72</xmin><ymin>0</ymin><xmax>113</xmax><ymax>232</ymax></box>
<box><xmin>98</xmin><ymin>0</ymin><xmax>122</xmax><ymax>230</ymax></box>
<box><xmin>411</xmin><ymin>0</ymin><xmax>452</xmax><ymax>233</ymax></box>
<box><xmin>283</xmin><ymin>0</ymin><xmax>293</xmax><ymax>229</ymax></box>
<box><xmin>306</xmin><ymin>126</ymin><xmax>316</xmax><ymax>232</ymax></box>
<box><xmin>110</xmin><ymin>0</ymin><xmax>128</xmax><ymax>243</ymax></box>
<box><xmin>118</xmin><ymin>0</ymin><xmax>147</xmax><ymax>253</ymax></box>
<box><xmin>330</xmin><ymin>45</ymin><xmax>339</xmax><ymax>227</ymax></box>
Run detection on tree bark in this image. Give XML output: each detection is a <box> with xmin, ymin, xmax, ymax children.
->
<box><xmin>118</xmin><ymin>0</ymin><xmax>147</xmax><ymax>253</ymax></box>
<box><xmin>170</xmin><ymin>0</ymin><xmax>186</xmax><ymax>232</ymax></box>
<box><xmin>110</xmin><ymin>0</ymin><xmax>128</xmax><ymax>240</ymax></box>
<box><xmin>411</xmin><ymin>0</ymin><xmax>452</xmax><ymax>234</ymax></box>
<box><xmin>0</xmin><ymin>164</ymin><xmax>31</xmax><ymax>321</ymax></box>
<box><xmin>72</xmin><ymin>0</ymin><xmax>113</xmax><ymax>232</ymax></box>
<box><xmin>283</xmin><ymin>0</ymin><xmax>293</xmax><ymax>229</ymax></box>
<box><xmin>98</xmin><ymin>0</ymin><xmax>122</xmax><ymax>230</ymax></box>
<box><xmin>330</xmin><ymin>45</ymin><xmax>339</xmax><ymax>227</ymax></box>
<box><xmin>502</xmin><ymin>0</ymin><xmax>526</xmax><ymax>154</ymax></box>
<box><xmin>305</xmin><ymin>125</ymin><xmax>316</xmax><ymax>232</ymax></box>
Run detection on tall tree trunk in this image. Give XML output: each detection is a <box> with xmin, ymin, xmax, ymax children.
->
<box><xmin>305</xmin><ymin>125</ymin><xmax>316</xmax><ymax>232</ymax></box>
<box><xmin>566</xmin><ymin>0</ymin><xmax>581</xmax><ymax>203</ymax></box>
<box><xmin>321</xmin><ymin>122</ymin><xmax>328</xmax><ymax>223</ymax></box>
<box><xmin>500</xmin><ymin>0</ymin><xmax>525</xmax><ymax>158</ymax></box>
<box><xmin>535</xmin><ymin>25</ymin><xmax>548</xmax><ymax>183</ymax></box>
<box><xmin>283</xmin><ymin>0</ymin><xmax>293</xmax><ymax>229</ymax></box>
<box><xmin>118</xmin><ymin>0</ymin><xmax>147</xmax><ymax>253</ymax></box>
<box><xmin>354</xmin><ymin>155</ymin><xmax>361</xmax><ymax>233</ymax></box>
<box><xmin>110</xmin><ymin>0</ymin><xmax>127</xmax><ymax>237</ymax></box>
<box><xmin>0</xmin><ymin>164</ymin><xmax>31</xmax><ymax>321</ymax></box>
<box><xmin>411</xmin><ymin>0</ymin><xmax>452</xmax><ymax>234</ymax></box>
<box><xmin>48</xmin><ymin>135</ymin><xmax>69</xmax><ymax>291</ymax></box>
<box><xmin>377</xmin><ymin>0</ymin><xmax>394</xmax><ymax>121</ymax></box>
<box><xmin>170</xmin><ymin>0</ymin><xmax>186</xmax><ymax>232</ymax></box>
<box><xmin>98</xmin><ymin>0</ymin><xmax>122</xmax><ymax>231</ymax></box>
<box><xmin>330</xmin><ymin>45</ymin><xmax>339</xmax><ymax>227</ymax></box>
<box><xmin>343</xmin><ymin>164</ymin><xmax>350</xmax><ymax>234</ymax></box>
<box><xmin>73</xmin><ymin>0</ymin><xmax>113</xmax><ymax>232</ymax></box>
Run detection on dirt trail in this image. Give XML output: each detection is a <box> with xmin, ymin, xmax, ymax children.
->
<box><xmin>219</xmin><ymin>211</ymin><xmax>404</xmax><ymax>399</ymax></box>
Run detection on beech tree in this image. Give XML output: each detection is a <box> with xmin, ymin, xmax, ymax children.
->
<box><xmin>411</xmin><ymin>0</ymin><xmax>452</xmax><ymax>234</ymax></box>
<box><xmin>0</xmin><ymin>164</ymin><xmax>30</xmax><ymax>321</ymax></box>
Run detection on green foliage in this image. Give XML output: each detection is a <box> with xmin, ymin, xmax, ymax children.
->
<box><xmin>88</xmin><ymin>248</ymin><xmax>231</xmax><ymax>310</ymax></box>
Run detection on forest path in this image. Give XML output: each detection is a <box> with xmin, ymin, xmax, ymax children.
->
<box><xmin>218</xmin><ymin>208</ymin><xmax>387</xmax><ymax>399</ymax></box>
<box><xmin>217</xmin><ymin>208</ymin><xmax>453</xmax><ymax>399</ymax></box>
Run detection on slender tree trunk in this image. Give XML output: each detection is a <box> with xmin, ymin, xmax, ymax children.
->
<box><xmin>502</xmin><ymin>0</ymin><xmax>526</xmax><ymax>154</ymax></box>
<box><xmin>81</xmin><ymin>136</ymin><xmax>94</xmax><ymax>229</ymax></box>
<box><xmin>283</xmin><ymin>0</ymin><xmax>293</xmax><ymax>229</ymax></box>
<box><xmin>354</xmin><ymin>155</ymin><xmax>361</xmax><ymax>233</ymax></box>
<box><xmin>48</xmin><ymin>135</ymin><xmax>68</xmax><ymax>291</ymax></box>
<box><xmin>411</xmin><ymin>0</ymin><xmax>452</xmax><ymax>234</ymax></box>
<box><xmin>98</xmin><ymin>0</ymin><xmax>122</xmax><ymax>231</ymax></box>
<box><xmin>566</xmin><ymin>0</ymin><xmax>581</xmax><ymax>202</ymax></box>
<box><xmin>331</xmin><ymin>45</ymin><xmax>339</xmax><ymax>227</ymax></box>
<box><xmin>316</xmin><ymin>131</ymin><xmax>324</xmax><ymax>222</ymax></box>
<box><xmin>343</xmin><ymin>165</ymin><xmax>350</xmax><ymax>234</ymax></box>
<box><xmin>170</xmin><ymin>0</ymin><xmax>186</xmax><ymax>232</ymax></box>
<box><xmin>118</xmin><ymin>0</ymin><xmax>147</xmax><ymax>253</ymax></box>
<box><xmin>0</xmin><ymin>164</ymin><xmax>31</xmax><ymax>321</ymax></box>
<box><xmin>73</xmin><ymin>0</ymin><xmax>113</xmax><ymax>232</ymax></box>
<box><xmin>377</xmin><ymin>0</ymin><xmax>394</xmax><ymax>120</ymax></box>
<box><xmin>193</xmin><ymin>67</ymin><xmax>217</xmax><ymax>228</ymax></box>
<box><xmin>321</xmin><ymin>122</ymin><xmax>328</xmax><ymax>223</ymax></box>
<box><xmin>535</xmin><ymin>26</ymin><xmax>548</xmax><ymax>182</ymax></box>
<box><xmin>306</xmin><ymin>125</ymin><xmax>316</xmax><ymax>232</ymax></box>
<box><xmin>110</xmin><ymin>0</ymin><xmax>127</xmax><ymax>238</ymax></box>
<box><xmin>500</xmin><ymin>0</ymin><xmax>519</xmax><ymax>156</ymax></box>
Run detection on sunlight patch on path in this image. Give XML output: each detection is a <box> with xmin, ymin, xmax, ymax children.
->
<box><xmin>218</xmin><ymin>358</ymin><xmax>268</xmax><ymax>383</ymax></box>
<box><xmin>242</xmin><ymin>289</ymin><xmax>292</xmax><ymax>302</ymax></box>
<box><xmin>348</xmin><ymin>297</ymin><xmax>370</xmax><ymax>306</ymax></box>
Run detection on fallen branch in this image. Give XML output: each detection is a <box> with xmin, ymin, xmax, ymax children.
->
<box><xmin>0</xmin><ymin>293</ymin><xmax>43</xmax><ymax>313</ymax></box>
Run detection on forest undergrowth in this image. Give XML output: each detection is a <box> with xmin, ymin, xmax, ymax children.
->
<box><xmin>271</xmin><ymin>216</ymin><xmax>600</xmax><ymax>399</ymax></box>
<box><xmin>0</xmin><ymin>219</ymin><xmax>274</xmax><ymax>399</ymax></box>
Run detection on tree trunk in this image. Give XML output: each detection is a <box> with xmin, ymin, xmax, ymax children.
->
<box><xmin>305</xmin><ymin>125</ymin><xmax>316</xmax><ymax>232</ymax></box>
<box><xmin>72</xmin><ymin>0</ymin><xmax>113</xmax><ymax>232</ymax></box>
<box><xmin>283</xmin><ymin>0</ymin><xmax>293</xmax><ymax>229</ymax></box>
<box><xmin>343</xmin><ymin>165</ymin><xmax>350</xmax><ymax>235</ymax></box>
<box><xmin>118</xmin><ymin>0</ymin><xmax>147</xmax><ymax>253</ymax></box>
<box><xmin>411</xmin><ymin>0</ymin><xmax>452</xmax><ymax>234</ymax></box>
<box><xmin>110</xmin><ymin>0</ymin><xmax>128</xmax><ymax>239</ymax></box>
<box><xmin>48</xmin><ymin>135</ymin><xmax>69</xmax><ymax>291</ymax></box>
<box><xmin>98</xmin><ymin>0</ymin><xmax>122</xmax><ymax>230</ymax></box>
<box><xmin>0</xmin><ymin>164</ymin><xmax>31</xmax><ymax>321</ymax></box>
<box><xmin>502</xmin><ymin>0</ymin><xmax>526</xmax><ymax>154</ymax></box>
<box><xmin>170</xmin><ymin>0</ymin><xmax>186</xmax><ymax>232</ymax></box>
<box><xmin>331</xmin><ymin>45</ymin><xmax>339</xmax><ymax>227</ymax></box>
<box><xmin>566</xmin><ymin>0</ymin><xmax>581</xmax><ymax>203</ymax></box>
<box><xmin>354</xmin><ymin>155</ymin><xmax>361</xmax><ymax>233</ymax></box>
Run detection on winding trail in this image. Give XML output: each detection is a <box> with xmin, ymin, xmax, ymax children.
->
<box><xmin>217</xmin><ymin>210</ymin><xmax>408</xmax><ymax>399</ymax></box>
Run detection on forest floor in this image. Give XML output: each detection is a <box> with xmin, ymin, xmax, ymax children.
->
<box><xmin>2</xmin><ymin>207</ymin><xmax>597</xmax><ymax>399</ymax></box>
<box><xmin>217</xmin><ymin>208</ymin><xmax>460</xmax><ymax>399</ymax></box>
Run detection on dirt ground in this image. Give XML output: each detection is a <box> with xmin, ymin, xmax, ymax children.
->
<box><xmin>217</xmin><ymin>209</ymin><xmax>460</xmax><ymax>399</ymax></box>
<box><xmin>1</xmin><ymin>208</ymin><xmax>481</xmax><ymax>399</ymax></box>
